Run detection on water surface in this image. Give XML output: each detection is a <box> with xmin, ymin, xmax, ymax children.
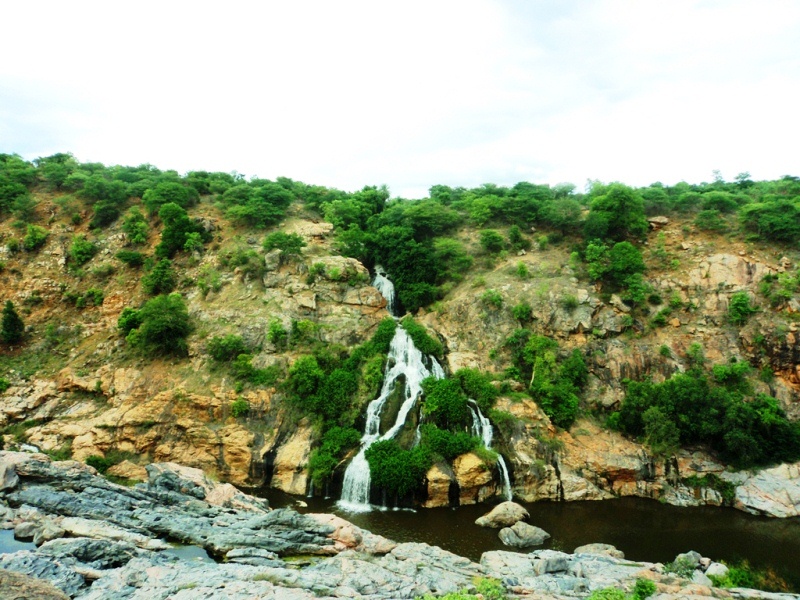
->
<box><xmin>262</xmin><ymin>490</ymin><xmax>800</xmax><ymax>589</ymax></box>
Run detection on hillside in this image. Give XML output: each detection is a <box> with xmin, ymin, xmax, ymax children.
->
<box><xmin>1</xmin><ymin>154</ymin><xmax>799</xmax><ymax>517</ymax></box>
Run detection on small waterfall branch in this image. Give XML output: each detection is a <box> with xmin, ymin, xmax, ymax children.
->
<box><xmin>468</xmin><ymin>400</ymin><xmax>513</xmax><ymax>501</ymax></box>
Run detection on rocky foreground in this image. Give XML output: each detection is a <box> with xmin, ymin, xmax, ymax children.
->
<box><xmin>0</xmin><ymin>452</ymin><xmax>797</xmax><ymax>600</ymax></box>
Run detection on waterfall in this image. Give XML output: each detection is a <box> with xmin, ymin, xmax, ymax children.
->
<box><xmin>468</xmin><ymin>400</ymin><xmax>512</xmax><ymax>501</ymax></box>
<box><xmin>372</xmin><ymin>265</ymin><xmax>396</xmax><ymax>316</ymax></box>
<box><xmin>338</xmin><ymin>269</ymin><xmax>444</xmax><ymax>512</ymax></box>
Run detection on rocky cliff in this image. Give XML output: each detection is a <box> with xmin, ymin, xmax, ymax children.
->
<box><xmin>2</xmin><ymin>193</ymin><xmax>800</xmax><ymax>516</ymax></box>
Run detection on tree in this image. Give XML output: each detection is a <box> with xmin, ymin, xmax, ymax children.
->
<box><xmin>125</xmin><ymin>294</ymin><xmax>192</xmax><ymax>356</ymax></box>
<box><xmin>585</xmin><ymin>183</ymin><xmax>648</xmax><ymax>242</ymax></box>
<box><xmin>1</xmin><ymin>301</ymin><xmax>24</xmax><ymax>344</ymax></box>
<box><xmin>263</xmin><ymin>231</ymin><xmax>306</xmax><ymax>257</ymax></box>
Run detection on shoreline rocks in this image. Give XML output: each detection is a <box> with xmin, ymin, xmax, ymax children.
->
<box><xmin>0</xmin><ymin>452</ymin><xmax>797</xmax><ymax>599</ymax></box>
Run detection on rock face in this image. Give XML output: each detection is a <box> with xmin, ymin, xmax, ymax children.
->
<box><xmin>725</xmin><ymin>462</ymin><xmax>800</xmax><ymax>517</ymax></box>
<box><xmin>475</xmin><ymin>501</ymin><xmax>530</xmax><ymax>528</ymax></box>
<box><xmin>0</xmin><ymin>454</ymin><xmax>778</xmax><ymax>600</ymax></box>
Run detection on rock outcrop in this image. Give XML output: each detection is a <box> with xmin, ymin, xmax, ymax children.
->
<box><xmin>1</xmin><ymin>454</ymin><xmax>785</xmax><ymax>600</ymax></box>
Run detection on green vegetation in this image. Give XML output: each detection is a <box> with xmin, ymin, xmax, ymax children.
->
<box><xmin>400</xmin><ymin>316</ymin><xmax>443</xmax><ymax>357</ymax></box>
<box><xmin>230</xmin><ymin>398</ymin><xmax>250</xmax><ymax>418</ymax></box>
<box><xmin>611</xmin><ymin>356</ymin><xmax>800</xmax><ymax>468</ymax></box>
<box><xmin>503</xmin><ymin>330</ymin><xmax>587</xmax><ymax>429</ymax></box>
<box><xmin>1</xmin><ymin>301</ymin><xmax>24</xmax><ymax>345</ymax></box>
<box><xmin>365</xmin><ymin>439</ymin><xmax>432</xmax><ymax>498</ymax></box>
<box><xmin>208</xmin><ymin>334</ymin><xmax>249</xmax><ymax>362</ymax></box>
<box><xmin>418</xmin><ymin>577</ymin><xmax>506</xmax><ymax>600</ymax></box>
<box><xmin>142</xmin><ymin>258</ymin><xmax>177</xmax><ymax>295</ymax></box>
<box><xmin>23</xmin><ymin>224</ymin><xmax>48</xmax><ymax>251</ymax></box>
<box><xmin>262</xmin><ymin>231</ymin><xmax>306</xmax><ymax>257</ymax></box>
<box><xmin>120</xmin><ymin>294</ymin><xmax>192</xmax><ymax>357</ymax></box>
<box><xmin>728</xmin><ymin>292</ymin><xmax>757</xmax><ymax>326</ymax></box>
<box><xmin>708</xmin><ymin>560</ymin><xmax>790</xmax><ymax>593</ymax></box>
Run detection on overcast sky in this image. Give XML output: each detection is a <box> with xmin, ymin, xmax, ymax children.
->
<box><xmin>2</xmin><ymin>1</ymin><xmax>799</xmax><ymax>198</ymax></box>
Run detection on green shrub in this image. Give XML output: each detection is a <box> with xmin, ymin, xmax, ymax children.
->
<box><xmin>23</xmin><ymin>224</ymin><xmax>48</xmax><ymax>251</ymax></box>
<box><xmin>69</xmin><ymin>235</ymin><xmax>98</xmax><ymax>265</ymax></box>
<box><xmin>0</xmin><ymin>377</ymin><xmax>10</xmax><ymax>393</ymax></box>
<box><xmin>400</xmin><ymin>316</ymin><xmax>443</xmax><ymax>357</ymax></box>
<box><xmin>85</xmin><ymin>455</ymin><xmax>114</xmax><ymax>474</ymax></box>
<box><xmin>561</xmin><ymin>294</ymin><xmax>578</xmax><ymax>312</ymax></box>
<box><xmin>142</xmin><ymin>259</ymin><xmax>177</xmax><ymax>295</ymax></box>
<box><xmin>125</xmin><ymin>293</ymin><xmax>192</xmax><ymax>357</ymax></box>
<box><xmin>230</xmin><ymin>398</ymin><xmax>250</xmax><ymax>418</ymax></box>
<box><xmin>117</xmin><ymin>307</ymin><xmax>143</xmax><ymax>334</ymax></box>
<box><xmin>480</xmin><ymin>289</ymin><xmax>503</xmax><ymax>309</ymax></box>
<box><xmin>208</xmin><ymin>334</ymin><xmax>249</xmax><ymax>361</ymax></box>
<box><xmin>512</xmin><ymin>301</ymin><xmax>532</xmax><ymax>323</ymax></box>
<box><xmin>455</xmin><ymin>368</ymin><xmax>498</xmax><ymax>413</ymax></box>
<box><xmin>365</xmin><ymin>439</ymin><xmax>432</xmax><ymax>498</ymax></box>
<box><xmin>479</xmin><ymin>229</ymin><xmax>505</xmax><ymax>253</ymax></box>
<box><xmin>694</xmin><ymin>209</ymin><xmax>728</xmax><ymax>232</ymax></box>
<box><xmin>116</xmin><ymin>250</ymin><xmax>145</xmax><ymax>267</ymax></box>
<box><xmin>262</xmin><ymin>231</ymin><xmax>306</xmax><ymax>257</ymax></box>
<box><xmin>728</xmin><ymin>292</ymin><xmax>756</xmax><ymax>326</ymax></box>
<box><xmin>587</xmin><ymin>588</ymin><xmax>626</xmax><ymax>600</ymax></box>
<box><xmin>268</xmin><ymin>319</ymin><xmax>288</xmax><ymax>350</ymax></box>
<box><xmin>421</xmin><ymin>377</ymin><xmax>470</xmax><ymax>429</ymax></box>
<box><xmin>1</xmin><ymin>301</ymin><xmax>25</xmax><ymax>345</ymax></box>
<box><xmin>122</xmin><ymin>208</ymin><xmax>149</xmax><ymax>245</ymax></box>
<box><xmin>632</xmin><ymin>578</ymin><xmax>657</xmax><ymax>600</ymax></box>
<box><xmin>421</xmin><ymin>424</ymin><xmax>479</xmax><ymax>460</ymax></box>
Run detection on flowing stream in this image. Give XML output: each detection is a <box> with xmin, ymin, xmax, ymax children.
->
<box><xmin>468</xmin><ymin>400</ymin><xmax>512</xmax><ymax>501</ymax></box>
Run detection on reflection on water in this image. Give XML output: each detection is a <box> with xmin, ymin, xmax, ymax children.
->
<box><xmin>0</xmin><ymin>529</ymin><xmax>36</xmax><ymax>554</ymax></box>
<box><xmin>261</xmin><ymin>490</ymin><xmax>800</xmax><ymax>589</ymax></box>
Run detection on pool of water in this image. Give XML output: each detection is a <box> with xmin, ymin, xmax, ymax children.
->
<box><xmin>261</xmin><ymin>490</ymin><xmax>800</xmax><ymax>590</ymax></box>
<box><xmin>0</xmin><ymin>529</ymin><xmax>36</xmax><ymax>554</ymax></box>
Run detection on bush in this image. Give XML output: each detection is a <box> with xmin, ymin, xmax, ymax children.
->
<box><xmin>480</xmin><ymin>289</ymin><xmax>503</xmax><ymax>309</ymax></box>
<box><xmin>262</xmin><ymin>231</ymin><xmax>306</xmax><ymax>257</ymax></box>
<box><xmin>125</xmin><ymin>293</ymin><xmax>192</xmax><ymax>356</ymax></box>
<box><xmin>143</xmin><ymin>182</ymin><xmax>198</xmax><ymax>214</ymax></box>
<box><xmin>455</xmin><ymin>368</ymin><xmax>498</xmax><ymax>413</ymax></box>
<box><xmin>142</xmin><ymin>259</ymin><xmax>177</xmax><ymax>295</ymax></box>
<box><xmin>70</xmin><ymin>235</ymin><xmax>98</xmax><ymax>265</ymax></box>
<box><xmin>479</xmin><ymin>229</ymin><xmax>505</xmax><ymax>253</ymax></box>
<box><xmin>0</xmin><ymin>377</ymin><xmax>10</xmax><ymax>393</ymax></box>
<box><xmin>23</xmin><ymin>224</ymin><xmax>48</xmax><ymax>251</ymax></box>
<box><xmin>400</xmin><ymin>316</ymin><xmax>443</xmax><ymax>357</ymax></box>
<box><xmin>208</xmin><ymin>334</ymin><xmax>249</xmax><ymax>361</ymax></box>
<box><xmin>728</xmin><ymin>292</ymin><xmax>756</xmax><ymax>326</ymax></box>
<box><xmin>632</xmin><ymin>578</ymin><xmax>657</xmax><ymax>600</ymax></box>
<box><xmin>85</xmin><ymin>455</ymin><xmax>114</xmax><ymax>474</ymax></box>
<box><xmin>117</xmin><ymin>307</ymin><xmax>143</xmax><ymax>334</ymax></box>
<box><xmin>694</xmin><ymin>209</ymin><xmax>728</xmax><ymax>232</ymax></box>
<box><xmin>230</xmin><ymin>398</ymin><xmax>250</xmax><ymax>418</ymax></box>
<box><xmin>512</xmin><ymin>301</ymin><xmax>533</xmax><ymax>323</ymax></box>
<box><xmin>1</xmin><ymin>301</ymin><xmax>24</xmax><ymax>345</ymax></box>
<box><xmin>365</xmin><ymin>439</ymin><xmax>432</xmax><ymax>498</ymax></box>
<box><xmin>116</xmin><ymin>250</ymin><xmax>145</xmax><ymax>267</ymax></box>
<box><xmin>421</xmin><ymin>377</ymin><xmax>470</xmax><ymax>429</ymax></box>
<box><xmin>420</xmin><ymin>424</ymin><xmax>478</xmax><ymax>460</ymax></box>
<box><xmin>122</xmin><ymin>208</ymin><xmax>149</xmax><ymax>244</ymax></box>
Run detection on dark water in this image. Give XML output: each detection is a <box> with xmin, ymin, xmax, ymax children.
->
<box><xmin>262</xmin><ymin>490</ymin><xmax>800</xmax><ymax>589</ymax></box>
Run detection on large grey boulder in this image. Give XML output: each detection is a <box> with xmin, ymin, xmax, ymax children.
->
<box><xmin>498</xmin><ymin>521</ymin><xmax>550</xmax><ymax>548</ymax></box>
<box><xmin>475</xmin><ymin>501</ymin><xmax>530</xmax><ymax>528</ymax></box>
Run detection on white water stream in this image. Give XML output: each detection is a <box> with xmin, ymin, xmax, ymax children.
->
<box><xmin>468</xmin><ymin>400</ymin><xmax>513</xmax><ymax>501</ymax></box>
<box><xmin>339</xmin><ymin>268</ymin><xmax>509</xmax><ymax>511</ymax></box>
<box><xmin>339</xmin><ymin>269</ymin><xmax>445</xmax><ymax>512</ymax></box>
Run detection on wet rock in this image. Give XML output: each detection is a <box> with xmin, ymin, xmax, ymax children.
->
<box><xmin>224</xmin><ymin>547</ymin><xmax>283</xmax><ymax>567</ymax></box>
<box><xmin>498</xmin><ymin>521</ymin><xmax>550</xmax><ymax>548</ymax></box>
<box><xmin>13</xmin><ymin>521</ymin><xmax>37</xmax><ymax>541</ymax></box>
<box><xmin>475</xmin><ymin>501</ymin><xmax>530</xmax><ymax>528</ymax></box>
<box><xmin>37</xmin><ymin>538</ymin><xmax>142</xmax><ymax>569</ymax></box>
<box><xmin>0</xmin><ymin>552</ymin><xmax>85</xmax><ymax>597</ymax></box>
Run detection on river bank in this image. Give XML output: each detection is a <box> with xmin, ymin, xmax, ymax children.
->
<box><xmin>1</xmin><ymin>451</ymin><xmax>799</xmax><ymax>599</ymax></box>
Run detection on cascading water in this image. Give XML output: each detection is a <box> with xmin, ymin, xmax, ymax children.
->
<box><xmin>339</xmin><ymin>269</ymin><xmax>444</xmax><ymax>512</ymax></box>
<box><xmin>468</xmin><ymin>400</ymin><xmax>513</xmax><ymax>501</ymax></box>
<box><xmin>371</xmin><ymin>265</ymin><xmax>396</xmax><ymax>316</ymax></box>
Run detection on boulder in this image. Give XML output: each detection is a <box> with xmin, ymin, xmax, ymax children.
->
<box><xmin>498</xmin><ymin>521</ymin><xmax>550</xmax><ymax>548</ymax></box>
<box><xmin>705</xmin><ymin>562</ymin><xmax>729</xmax><ymax>578</ymax></box>
<box><xmin>106</xmin><ymin>460</ymin><xmax>147</xmax><ymax>481</ymax></box>
<box><xmin>475</xmin><ymin>501</ymin><xmax>529</xmax><ymax>528</ymax></box>
<box><xmin>0</xmin><ymin>569</ymin><xmax>69</xmax><ymax>600</ymax></box>
<box><xmin>574</xmin><ymin>543</ymin><xmax>625</xmax><ymax>559</ymax></box>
